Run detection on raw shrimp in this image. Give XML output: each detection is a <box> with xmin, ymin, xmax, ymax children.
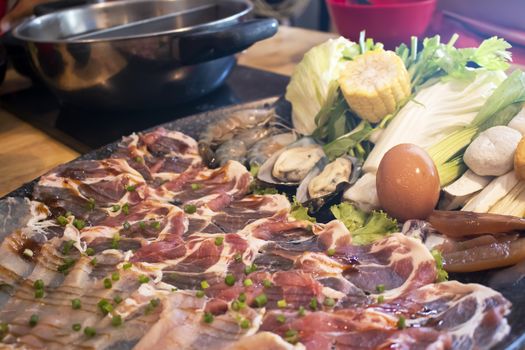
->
<box><xmin>198</xmin><ymin>109</ymin><xmax>275</xmax><ymax>167</ymax></box>
<box><xmin>246</xmin><ymin>132</ymin><xmax>297</xmax><ymax>167</ymax></box>
<box><xmin>215</xmin><ymin>125</ymin><xmax>277</xmax><ymax>166</ymax></box>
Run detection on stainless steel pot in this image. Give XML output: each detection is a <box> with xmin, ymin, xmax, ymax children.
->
<box><xmin>12</xmin><ymin>0</ymin><xmax>278</xmax><ymax>110</ymax></box>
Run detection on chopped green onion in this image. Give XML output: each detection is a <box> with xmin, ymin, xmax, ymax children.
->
<box><xmin>323</xmin><ymin>297</ymin><xmax>335</xmax><ymax>307</ymax></box>
<box><xmin>111</xmin><ymin>315</ymin><xmax>123</xmax><ymax>327</ymax></box>
<box><xmin>191</xmin><ymin>183</ymin><xmax>203</xmax><ymax>190</ymax></box>
<box><xmin>200</xmin><ymin>280</ymin><xmax>210</xmax><ymax>289</ymax></box>
<box><xmin>65</xmin><ymin>211</ymin><xmax>72</xmax><ymax>217</ymax></box>
<box><xmin>134</xmin><ymin>156</ymin><xmax>144</xmax><ymax>163</ymax></box>
<box><xmin>111</xmin><ymin>272</ymin><xmax>120</xmax><ymax>281</ymax></box>
<box><xmin>203</xmin><ymin>312</ymin><xmax>214</xmax><ymax>324</ymax></box>
<box><xmin>145</xmin><ymin>298</ymin><xmax>160</xmax><ymax>314</ymax></box>
<box><xmin>239</xmin><ymin>319</ymin><xmax>251</xmax><ymax>329</ymax></box>
<box><xmin>57</xmin><ymin>215</ymin><xmax>68</xmax><ymax>226</ymax></box>
<box><xmin>57</xmin><ymin>258</ymin><xmax>76</xmax><ymax>274</ymax></box>
<box><xmin>62</xmin><ymin>240</ymin><xmax>75</xmax><ymax>254</ymax></box>
<box><xmin>196</xmin><ymin>290</ymin><xmax>205</xmax><ymax>298</ymax></box>
<box><xmin>231</xmin><ymin>300</ymin><xmax>242</xmax><ymax>311</ymax></box>
<box><xmin>277</xmin><ymin>299</ymin><xmax>287</xmax><ymax>308</ymax></box>
<box><xmin>34</xmin><ymin>289</ymin><xmax>44</xmax><ymax>299</ymax></box>
<box><xmin>71</xmin><ymin>298</ymin><xmax>81</xmax><ymax>310</ymax></box>
<box><xmin>397</xmin><ymin>316</ymin><xmax>406</xmax><ymax>329</ymax></box>
<box><xmin>254</xmin><ymin>293</ymin><xmax>267</xmax><ymax>308</ymax></box>
<box><xmin>238</xmin><ymin>293</ymin><xmax>247</xmax><ymax>303</ymax></box>
<box><xmin>298</xmin><ymin>306</ymin><xmax>306</xmax><ymax>317</ymax></box>
<box><xmin>85</xmin><ymin>247</ymin><xmax>95</xmax><ymax>256</ymax></box>
<box><xmin>276</xmin><ymin>314</ymin><xmax>286</xmax><ymax>324</ymax></box>
<box><xmin>73</xmin><ymin>219</ymin><xmax>85</xmax><ymax>230</ymax></box>
<box><xmin>263</xmin><ymin>279</ymin><xmax>273</xmax><ymax>288</ymax></box>
<box><xmin>84</xmin><ymin>326</ymin><xmax>96</xmax><ymax>337</ymax></box>
<box><xmin>326</xmin><ymin>248</ymin><xmax>336</xmax><ymax>257</ymax></box>
<box><xmin>243</xmin><ymin>279</ymin><xmax>253</xmax><ymax>287</ymax></box>
<box><xmin>284</xmin><ymin>329</ymin><xmax>299</xmax><ymax>344</ymax></box>
<box><xmin>29</xmin><ymin>314</ymin><xmax>39</xmax><ymax>327</ymax></box>
<box><xmin>244</xmin><ymin>264</ymin><xmax>257</xmax><ymax>275</ymax></box>
<box><xmin>377</xmin><ymin>295</ymin><xmax>385</xmax><ymax>304</ymax></box>
<box><xmin>87</xmin><ymin>198</ymin><xmax>96</xmax><ymax>211</ymax></box>
<box><xmin>121</xmin><ymin>203</ymin><xmax>129</xmax><ymax>215</ymax></box>
<box><xmin>123</xmin><ymin>262</ymin><xmax>132</xmax><ymax>270</ymax></box>
<box><xmin>150</xmin><ymin>221</ymin><xmax>161</xmax><ymax>229</ymax></box>
<box><xmin>125</xmin><ymin>185</ymin><xmax>136</xmax><ymax>192</ymax></box>
<box><xmin>139</xmin><ymin>221</ymin><xmax>146</xmax><ymax>230</ymax></box>
<box><xmin>309</xmin><ymin>298</ymin><xmax>318</xmax><ymax>311</ymax></box>
<box><xmin>90</xmin><ymin>258</ymin><xmax>98</xmax><ymax>266</ymax></box>
<box><xmin>103</xmin><ymin>278</ymin><xmax>112</xmax><ymax>289</ymax></box>
<box><xmin>214</xmin><ymin>237</ymin><xmax>224</xmax><ymax>246</ymax></box>
<box><xmin>111</xmin><ymin>233</ymin><xmax>120</xmax><ymax>249</ymax></box>
<box><xmin>72</xmin><ymin>323</ymin><xmax>81</xmax><ymax>332</ymax></box>
<box><xmin>184</xmin><ymin>204</ymin><xmax>197</xmax><ymax>214</ymax></box>
<box><xmin>138</xmin><ymin>275</ymin><xmax>149</xmax><ymax>284</ymax></box>
<box><xmin>376</xmin><ymin>284</ymin><xmax>385</xmax><ymax>293</ymax></box>
<box><xmin>123</xmin><ymin>221</ymin><xmax>131</xmax><ymax>230</ymax></box>
<box><xmin>113</xmin><ymin>295</ymin><xmax>123</xmax><ymax>304</ymax></box>
<box><xmin>97</xmin><ymin>299</ymin><xmax>113</xmax><ymax>315</ymax></box>
<box><xmin>224</xmin><ymin>274</ymin><xmax>236</xmax><ymax>286</ymax></box>
<box><xmin>234</xmin><ymin>253</ymin><xmax>242</xmax><ymax>262</ymax></box>
<box><xmin>33</xmin><ymin>279</ymin><xmax>44</xmax><ymax>290</ymax></box>
<box><xmin>111</xmin><ymin>204</ymin><xmax>121</xmax><ymax>212</ymax></box>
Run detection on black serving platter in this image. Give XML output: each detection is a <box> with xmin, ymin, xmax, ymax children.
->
<box><xmin>2</xmin><ymin>96</ymin><xmax>525</xmax><ymax>350</ymax></box>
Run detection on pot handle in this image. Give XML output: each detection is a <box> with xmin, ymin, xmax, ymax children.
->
<box><xmin>178</xmin><ymin>18</ymin><xmax>278</xmax><ymax>65</ymax></box>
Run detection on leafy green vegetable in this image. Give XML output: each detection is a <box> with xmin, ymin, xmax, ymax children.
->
<box><xmin>431</xmin><ymin>250</ymin><xmax>449</xmax><ymax>282</ymax></box>
<box><xmin>331</xmin><ymin>203</ymin><xmax>398</xmax><ymax>245</ymax></box>
<box><xmin>290</xmin><ymin>197</ymin><xmax>316</xmax><ymax>223</ymax></box>
<box><xmin>323</xmin><ymin>120</ymin><xmax>374</xmax><ymax>161</ymax></box>
<box><xmin>330</xmin><ymin>202</ymin><xmax>367</xmax><ymax>231</ymax></box>
<box><xmin>285</xmin><ymin>37</ymin><xmax>357</xmax><ymax>135</ymax></box>
<box><xmin>399</xmin><ymin>34</ymin><xmax>512</xmax><ymax>90</ymax></box>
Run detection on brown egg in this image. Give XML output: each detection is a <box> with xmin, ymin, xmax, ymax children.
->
<box><xmin>376</xmin><ymin>143</ymin><xmax>440</xmax><ymax>222</ymax></box>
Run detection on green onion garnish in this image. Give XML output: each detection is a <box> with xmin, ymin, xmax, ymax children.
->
<box><xmin>150</xmin><ymin>221</ymin><xmax>161</xmax><ymax>229</ymax></box>
<box><xmin>298</xmin><ymin>306</ymin><xmax>306</xmax><ymax>317</ymax></box>
<box><xmin>138</xmin><ymin>275</ymin><xmax>149</xmax><ymax>284</ymax></box>
<box><xmin>309</xmin><ymin>298</ymin><xmax>318</xmax><ymax>311</ymax></box>
<box><xmin>125</xmin><ymin>185</ymin><xmax>136</xmax><ymax>192</ymax></box>
<box><xmin>57</xmin><ymin>216</ymin><xmax>68</xmax><ymax>226</ymax></box>
<box><xmin>103</xmin><ymin>278</ymin><xmax>112</xmax><ymax>289</ymax></box>
<box><xmin>73</xmin><ymin>219</ymin><xmax>85</xmax><ymax>230</ymax></box>
<box><xmin>111</xmin><ymin>315</ymin><xmax>123</xmax><ymax>327</ymax></box>
<box><xmin>111</xmin><ymin>233</ymin><xmax>120</xmax><ymax>249</ymax></box>
<box><xmin>84</xmin><ymin>326</ymin><xmax>96</xmax><ymax>337</ymax></box>
<box><xmin>62</xmin><ymin>240</ymin><xmax>75</xmax><ymax>254</ymax></box>
<box><xmin>214</xmin><ymin>237</ymin><xmax>224</xmax><ymax>246</ymax></box>
<box><xmin>377</xmin><ymin>295</ymin><xmax>385</xmax><ymax>303</ymax></box>
<box><xmin>34</xmin><ymin>289</ymin><xmax>44</xmax><ymax>299</ymax></box>
<box><xmin>231</xmin><ymin>300</ymin><xmax>241</xmax><ymax>311</ymax></box>
<box><xmin>234</xmin><ymin>253</ymin><xmax>242</xmax><ymax>262</ymax></box>
<box><xmin>200</xmin><ymin>280</ymin><xmax>210</xmax><ymax>289</ymax></box>
<box><xmin>244</xmin><ymin>264</ymin><xmax>257</xmax><ymax>275</ymax></box>
<box><xmin>326</xmin><ymin>248</ymin><xmax>336</xmax><ymax>257</ymax></box>
<box><xmin>139</xmin><ymin>221</ymin><xmax>146</xmax><ymax>230</ymax></box>
<box><xmin>97</xmin><ymin>299</ymin><xmax>113</xmax><ymax>315</ymax></box>
<box><xmin>113</xmin><ymin>295</ymin><xmax>123</xmax><ymax>304</ymax></box>
<box><xmin>238</xmin><ymin>293</ymin><xmax>247</xmax><ymax>303</ymax></box>
<box><xmin>72</xmin><ymin>323</ymin><xmax>81</xmax><ymax>332</ymax></box>
<box><xmin>87</xmin><ymin>198</ymin><xmax>96</xmax><ymax>211</ymax></box>
<box><xmin>376</xmin><ymin>284</ymin><xmax>385</xmax><ymax>293</ymax></box>
<box><xmin>71</xmin><ymin>298</ymin><xmax>81</xmax><ymax>310</ymax></box>
<box><xmin>397</xmin><ymin>316</ymin><xmax>406</xmax><ymax>329</ymax></box>
<box><xmin>121</xmin><ymin>203</ymin><xmax>129</xmax><ymax>215</ymax></box>
<box><xmin>111</xmin><ymin>204</ymin><xmax>121</xmax><ymax>212</ymax></box>
<box><xmin>184</xmin><ymin>204</ymin><xmax>197</xmax><ymax>214</ymax></box>
<box><xmin>191</xmin><ymin>183</ymin><xmax>203</xmax><ymax>190</ymax></box>
<box><xmin>111</xmin><ymin>272</ymin><xmax>120</xmax><ymax>281</ymax></box>
<box><xmin>196</xmin><ymin>290</ymin><xmax>205</xmax><ymax>298</ymax></box>
<box><xmin>323</xmin><ymin>297</ymin><xmax>335</xmax><ymax>307</ymax></box>
<box><xmin>203</xmin><ymin>312</ymin><xmax>214</xmax><ymax>324</ymax></box>
<box><xmin>123</xmin><ymin>221</ymin><xmax>131</xmax><ymax>229</ymax></box>
<box><xmin>224</xmin><ymin>274</ymin><xmax>236</xmax><ymax>286</ymax></box>
<box><xmin>29</xmin><ymin>314</ymin><xmax>39</xmax><ymax>327</ymax></box>
<box><xmin>276</xmin><ymin>314</ymin><xmax>286</xmax><ymax>324</ymax></box>
<box><xmin>239</xmin><ymin>319</ymin><xmax>251</xmax><ymax>329</ymax></box>
<box><xmin>33</xmin><ymin>279</ymin><xmax>44</xmax><ymax>290</ymax></box>
<box><xmin>284</xmin><ymin>329</ymin><xmax>299</xmax><ymax>344</ymax></box>
<box><xmin>243</xmin><ymin>279</ymin><xmax>253</xmax><ymax>287</ymax></box>
<box><xmin>263</xmin><ymin>279</ymin><xmax>272</xmax><ymax>288</ymax></box>
<box><xmin>85</xmin><ymin>247</ymin><xmax>95</xmax><ymax>256</ymax></box>
<box><xmin>277</xmin><ymin>299</ymin><xmax>287</xmax><ymax>308</ymax></box>
<box><xmin>123</xmin><ymin>262</ymin><xmax>132</xmax><ymax>270</ymax></box>
<box><xmin>90</xmin><ymin>258</ymin><xmax>98</xmax><ymax>266</ymax></box>
<box><xmin>254</xmin><ymin>293</ymin><xmax>267</xmax><ymax>308</ymax></box>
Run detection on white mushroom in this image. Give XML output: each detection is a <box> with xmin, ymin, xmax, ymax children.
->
<box><xmin>463</xmin><ymin>126</ymin><xmax>522</xmax><ymax>176</ymax></box>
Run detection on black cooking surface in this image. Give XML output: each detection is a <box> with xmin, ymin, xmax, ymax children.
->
<box><xmin>0</xmin><ymin>64</ymin><xmax>289</xmax><ymax>153</ymax></box>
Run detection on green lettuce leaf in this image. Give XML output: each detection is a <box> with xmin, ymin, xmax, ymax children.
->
<box><xmin>290</xmin><ymin>197</ymin><xmax>316</xmax><ymax>223</ymax></box>
<box><xmin>331</xmin><ymin>203</ymin><xmax>398</xmax><ymax>245</ymax></box>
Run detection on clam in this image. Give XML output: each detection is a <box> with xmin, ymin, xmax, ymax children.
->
<box><xmin>296</xmin><ymin>155</ymin><xmax>361</xmax><ymax>211</ymax></box>
<box><xmin>258</xmin><ymin>137</ymin><xmax>323</xmax><ymax>186</ymax></box>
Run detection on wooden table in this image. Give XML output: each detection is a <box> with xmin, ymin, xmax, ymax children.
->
<box><xmin>0</xmin><ymin>26</ymin><xmax>336</xmax><ymax>197</ymax></box>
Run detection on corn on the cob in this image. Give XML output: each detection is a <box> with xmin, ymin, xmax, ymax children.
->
<box><xmin>339</xmin><ymin>50</ymin><xmax>411</xmax><ymax>123</ymax></box>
